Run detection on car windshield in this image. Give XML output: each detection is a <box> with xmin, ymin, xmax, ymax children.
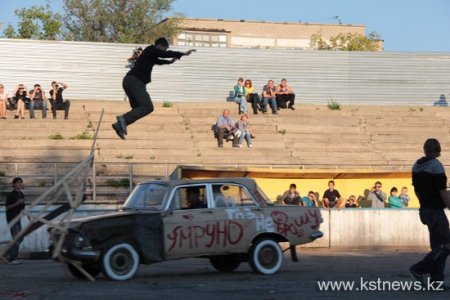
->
<box><xmin>123</xmin><ymin>183</ymin><xmax>168</xmax><ymax>210</ymax></box>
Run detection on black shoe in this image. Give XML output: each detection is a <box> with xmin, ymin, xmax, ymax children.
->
<box><xmin>289</xmin><ymin>105</ymin><xmax>295</xmax><ymax>110</ymax></box>
<box><xmin>14</xmin><ymin>115</ymin><xmax>19</xmax><ymax>119</ymax></box>
<box><xmin>116</xmin><ymin>116</ymin><xmax>127</xmax><ymax>135</ymax></box>
<box><xmin>218</xmin><ymin>144</ymin><xmax>224</xmax><ymax>148</ymax></box>
<box><xmin>112</xmin><ymin>122</ymin><xmax>125</xmax><ymax>140</ymax></box>
<box><xmin>272</xmin><ymin>111</ymin><xmax>278</xmax><ymax>115</ymax></box>
<box><xmin>64</xmin><ymin>116</ymin><xmax>68</xmax><ymax>120</ymax></box>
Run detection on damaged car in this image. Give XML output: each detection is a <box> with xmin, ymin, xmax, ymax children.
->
<box><xmin>51</xmin><ymin>178</ymin><xmax>323</xmax><ymax>281</ymax></box>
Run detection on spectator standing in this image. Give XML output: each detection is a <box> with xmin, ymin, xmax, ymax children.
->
<box><xmin>49</xmin><ymin>81</ymin><xmax>70</xmax><ymax>120</ymax></box>
<box><xmin>0</xmin><ymin>83</ymin><xmax>7</xmax><ymax>119</ymax></box>
<box><xmin>112</xmin><ymin>37</ymin><xmax>194</xmax><ymax>140</ymax></box>
<box><xmin>302</xmin><ymin>191</ymin><xmax>318</xmax><ymax>207</ymax></box>
<box><xmin>281</xmin><ymin>183</ymin><xmax>302</xmax><ymax>205</ymax></box>
<box><xmin>5</xmin><ymin>177</ymin><xmax>26</xmax><ymax>264</ymax></box>
<box><xmin>345</xmin><ymin>195</ymin><xmax>358</xmax><ymax>208</ymax></box>
<box><xmin>236</xmin><ymin>114</ymin><xmax>253</xmax><ymax>148</ymax></box>
<box><xmin>215</xmin><ymin>109</ymin><xmax>238</xmax><ymax>148</ymax></box>
<box><xmin>322</xmin><ymin>180</ymin><xmax>343</xmax><ymax>209</ymax></box>
<box><xmin>13</xmin><ymin>84</ymin><xmax>28</xmax><ymax>119</ymax></box>
<box><xmin>410</xmin><ymin>138</ymin><xmax>450</xmax><ymax>289</ymax></box>
<box><xmin>233</xmin><ymin>77</ymin><xmax>247</xmax><ymax>114</ymax></box>
<box><xmin>244</xmin><ymin>79</ymin><xmax>261</xmax><ymax>115</ymax></box>
<box><xmin>400</xmin><ymin>186</ymin><xmax>411</xmax><ymax>207</ymax></box>
<box><xmin>29</xmin><ymin>84</ymin><xmax>48</xmax><ymax>119</ymax></box>
<box><xmin>367</xmin><ymin>181</ymin><xmax>387</xmax><ymax>208</ymax></box>
<box><xmin>275</xmin><ymin>78</ymin><xmax>296</xmax><ymax>110</ymax></box>
<box><xmin>262</xmin><ymin>80</ymin><xmax>278</xmax><ymax>115</ymax></box>
<box><xmin>388</xmin><ymin>187</ymin><xmax>403</xmax><ymax>208</ymax></box>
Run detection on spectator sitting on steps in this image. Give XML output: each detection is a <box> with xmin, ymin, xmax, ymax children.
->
<box><xmin>49</xmin><ymin>81</ymin><xmax>70</xmax><ymax>120</ymax></box>
<box><xmin>29</xmin><ymin>84</ymin><xmax>48</xmax><ymax>119</ymax></box>
<box><xmin>262</xmin><ymin>80</ymin><xmax>278</xmax><ymax>115</ymax></box>
<box><xmin>276</xmin><ymin>78</ymin><xmax>295</xmax><ymax>110</ymax></box>
<box><xmin>244</xmin><ymin>79</ymin><xmax>261</xmax><ymax>115</ymax></box>
<box><xmin>215</xmin><ymin>109</ymin><xmax>238</xmax><ymax>148</ymax></box>
<box><xmin>13</xmin><ymin>84</ymin><xmax>29</xmax><ymax>119</ymax></box>
<box><xmin>233</xmin><ymin>77</ymin><xmax>247</xmax><ymax>114</ymax></box>
<box><xmin>236</xmin><ymin>114</ymin><xmax>253</xmax><ymax>148</ymax></box>
<box><xmin>0</xmin><ymin>83</ymin><xmax>7</xmax><ymax>119</ymax></box>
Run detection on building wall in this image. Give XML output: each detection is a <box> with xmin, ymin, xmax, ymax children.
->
<box><xmin>179</xmin><ymin>18</ymin><xmax>365</xmax><ymax>40</ymax></box>
<box><xmin>0</xmin><ymin>38</ymin><xmax>449</xmax><ymax>105</ymax></box>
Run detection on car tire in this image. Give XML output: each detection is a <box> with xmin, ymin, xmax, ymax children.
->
<box><xmin>249</xmin><ymin>239</ymin><xmax>283</xmax><ymax>275</ymax></box>
<box><xmin>210</xmin><ymin>256</ymin><xmax>241</xmax><ymax>272</ymax></box>
<box><xmin>67</xmin><ymin>263</ymin><xmax>101</xmax><ymax>279</ymax></box>
<box><xmin>101</xmin><ymin>242</ymin><xmax>140</xmax><ymax>281</ymax></box>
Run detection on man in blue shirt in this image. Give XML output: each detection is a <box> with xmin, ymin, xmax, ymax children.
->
<box><xmin>215</xmin><ymin>109</ymin><xmax>237</xmax><ymax>148</ymax></box>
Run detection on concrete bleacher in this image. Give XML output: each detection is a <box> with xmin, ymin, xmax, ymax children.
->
<box><xmin>1</xmin><ymin>99</ymin><xmax>450</xmax><ymax>202</ymax></box>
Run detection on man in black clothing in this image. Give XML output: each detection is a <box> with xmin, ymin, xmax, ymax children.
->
<box><xmin>112</xmin><ymin>37</ymin><xmax>195</xmax><ymax>139</ymax></box>
<box><xmin>410</xmin><ymin>138</ymin><xmax>450</xmax><ymax>290</ymax></box>
<box><xmin>5</xmin><ymin>177</ymin><xmax>26</xmax><ymax>264</ymax></box>
<box><xmin>49</xmin><ymin>81</ymin><xmax>70</xmax><ymax>119</ymax></box>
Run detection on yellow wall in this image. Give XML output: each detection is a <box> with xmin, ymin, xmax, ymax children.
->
<box><xmin>254</xmin><ymin>177</ymin><xmax>418</xmax><ymax>208</ymax></box>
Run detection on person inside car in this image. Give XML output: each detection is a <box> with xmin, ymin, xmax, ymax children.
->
<box><xmin>185</xmin><ymin>187</ymin><xmax>207</xmax><ymax>209</ymax></box>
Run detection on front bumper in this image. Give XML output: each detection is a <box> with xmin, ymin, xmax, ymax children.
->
<box><xmin>61</xmin><ymin>247</ymin><xmax>100</xmax><ymax>263</ymax></box>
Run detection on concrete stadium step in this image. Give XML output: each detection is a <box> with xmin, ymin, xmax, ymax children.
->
<box><xmin>97</xmin><ymin>139</ymin><xmax>195</xmax><ymax>149</ymax></box>
<box><xmin>277</xmin><ymin>124</ymin><xmax>364</xmax><ymax>134</ymax></box>
<box><xmin>0</xmin><ymin>140</ymin><xmax>92</xmax><ymax>149</ymax></box>
<box><xmin>197</xmin><ymin>140</ymin><xmax>286</xmax><ymax>149</ymax></box>
<box><xmin>282</xmin><ymin>132</ymin><xmax>372</xmax><ymax>142</ymax></box>
<box><xmin>364</xmin><ymin>125</ymin><xmax>449</xmax><ymax>134</ymax></box>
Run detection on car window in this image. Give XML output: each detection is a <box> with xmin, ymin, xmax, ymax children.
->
<box><xmin>212</xmin><ymin>184</ymin><xmax>257</xmax><ymax>207</ymax></box>
<box><xmin>123</xmin><ymin>183</ymin><xmax>168</xmax><ymax>209</ymax></box>
<box><xmin>169</xmin><ymin>185</ymin><xmax>208</xmax><ymax>210</ymax></box>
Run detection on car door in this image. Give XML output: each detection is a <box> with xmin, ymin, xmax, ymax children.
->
<box><xmin>162</xmin><ymin>184</ymin><xmax>217</xmax><ymax>260</ymax></box>
<box><xmin>211</xmin><ymin>183</ymin><xmax>275</xmax><ymax>254</ymax></box>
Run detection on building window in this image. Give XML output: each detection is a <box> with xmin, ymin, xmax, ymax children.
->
<box><xmin>177</xmin><ymin>31</ymin><xmax>227</xmax><ymax>47</ymax></box>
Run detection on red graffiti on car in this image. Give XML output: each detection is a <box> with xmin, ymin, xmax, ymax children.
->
<box><xmin>167</xmin><ymin>220</ymin><xmax>244</xmax><ymax>251</ymax></box>
<box><xmin>271</xmin><ymin>209</ymin><xmax>321</xmax><ymax>238</ymax></box>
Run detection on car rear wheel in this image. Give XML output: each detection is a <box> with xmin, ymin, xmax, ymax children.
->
<box><xmin>101</xmin><ymin>242</ymin><xmax>139</xmax><ymax>281</ymax></box>
<box><xmin>249</xmin><ymin>239</ymin><xmax>283</xmax><ymax>275</ymax></box>
<box><xmin>67</xmin><ymin>263</ymin><xmax>101</xmax><ymax>279</ymax></box>
<box><xmin>210</xmin><ymin>256</ymin><xmax>241</xmax><ymax>272</ymax></box>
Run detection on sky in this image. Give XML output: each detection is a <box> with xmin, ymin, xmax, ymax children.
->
<box><xmin>0</xmin><ymin>0</ymin><xmax>449</xmax><ymax>52</ymax></box>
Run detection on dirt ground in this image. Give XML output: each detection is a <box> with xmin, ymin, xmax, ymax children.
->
<box><xmin>0</xmin><ymin>248</ymin><xmax>448</xmax><ymax>300</ymax></box>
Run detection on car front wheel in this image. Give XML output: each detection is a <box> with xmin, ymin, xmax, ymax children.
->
<box><xmin>101</xmin><ymin>242</ymin><xmax>139</xmax><ymax>281</ymax></box>
<box><xmin>249</xmin><ymin>239</ymin><xmax>283</xmax><ymax>275</ymax></box>
<box><xmin>210</xmin><ymin>255</ymin><xmax>241</xmax><ymax>272</ymax></box>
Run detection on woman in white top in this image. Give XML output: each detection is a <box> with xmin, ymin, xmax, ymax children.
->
<box><xmin>0</xmin><ymin>83</ymin><xmax>8</xmax><ymax>119</ymax></box>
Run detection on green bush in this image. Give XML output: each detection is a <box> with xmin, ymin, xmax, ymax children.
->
<box><xmin>105</xmin><ymin>178</ymin><xmax>130</xmax><ymax>188</ymax></box>
<box><xmin>327</xmin><ymin>98</ymin><xmax>341</xmax><ymax>110</ymax></box>
<box><xmin>70</xmin><ymin>130</ymin><xmax>92</xmax><ymax>140</ymax></box>
<box><xmin>162</xmin><ymin>101</ymin><xmax>173</xmax><ymax>108</ymax></box>
<box><xmin>49</xmin><ymin>132</ymin><xmax>64</xmax><ymax>140</ymax></box>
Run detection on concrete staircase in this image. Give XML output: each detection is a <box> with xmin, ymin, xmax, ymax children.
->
<box><xmin>1</xmin><ymin>100</ymin><xmax>450</xmax><ymax>202</ymax></box>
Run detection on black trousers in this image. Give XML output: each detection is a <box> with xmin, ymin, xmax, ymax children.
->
<box><xmin>276</xmin><ymin>93</ymin><xmax>295</xmax><ymax>109</ymax></box>
<box><xmin>50</xmin><ymin>99</ymin><xmax>70</xmax><ymax>118</ymax></box>
<box><xmin>247</xmin><ymin>93</ymin><xmax>261</xmax><ymax>114</ymax></box>
<box><xmin>122</xmin><ymin>74</ymin><xmax>154</xmax><ymax>126</ymax></box>
<box><xmin>217</xmin><ymin>127</ymin><xmax>237</xmax><ymax>146</ymax></box>
<box><xmin>412</xmin><ymin>209</ymin><xmax>450</xmax><ymax>281</ymax></box>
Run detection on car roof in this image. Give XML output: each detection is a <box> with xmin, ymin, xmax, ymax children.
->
<box><xmin>139</xmin><ymin>177</ymin><xmax>257</xmax><ymax>188</ymax></box>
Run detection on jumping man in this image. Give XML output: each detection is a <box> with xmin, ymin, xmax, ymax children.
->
<box><xmin>112</xmin><ymin>37</ymin><xmax>195</xmax><ymax>139</ymax></box>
